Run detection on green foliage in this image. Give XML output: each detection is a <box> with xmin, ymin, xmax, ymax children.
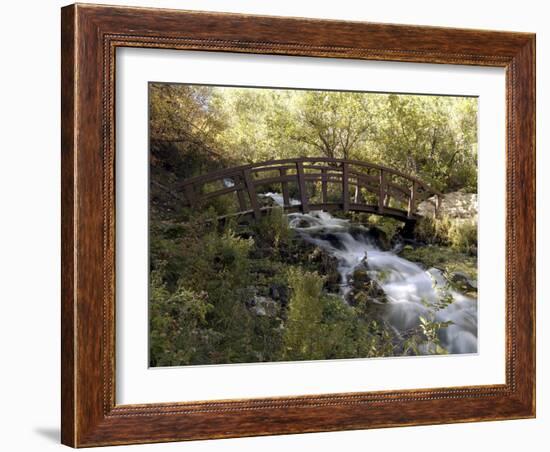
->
<box><xmin>413</xmin><ymin>215</ymin><xmax>450</xmax><ymax>244</ymax></box>
<box><xmin>283</xmin><ymin>268</ymin><xmax>396</xmax><ymax>361</ymax></box>
<box><xmin>149</xmin><ymin>217</ymin><xmax>287</xmax><ymax>366</ymax></box>
<box><xmin>367</xmin><ymin>94</ymin><xmax>477</xmax><ymax>192</ymax></box>
<box><xmin>413</xmin><ymin>215</ymin><xmax>477</xmax><ymax>254</ymax></box>
<box><xmin>149</xmin><ymin>83</ymin><xmax>225</xmax><ymax>151</ymax></box>
<box><xmin>417</xmin><ymin>315</ymin><xmax>451</xmax><ymax>355</ymax></box>
<box><xmin>149</xmin><ymin>267</ymin><xmax>213</xmax><ymax>366</ymax></box>
<box><xmin>147</xmin><ymin>83</ymin><xmax>479</xmax><ymax>366</ymax></box>
<box><xmin>398</xmin><ymin>244</ymin><xmax>477</xmax><ymax>281</ymax></box>
<box><xmin>253</xmin><ymin>207</ymin><xmax>291</xmax><ymax>251</ymax></box>
<box><xmin>447</xmin><ymin>220</ymin><xmax>477</xmax><ymax>253</ymax></box>
<box><xmin>151</xmin><ymin>83</ymin><xmax>478</xmax><ymax>194</ymax></box>
<box><xmin>401</xmin><ymin>289</ymin><xmax>454</xmax><ymax>356</ymax></box>
<box><xmin>282</xmin><ymin>268</ymin><xmax>326</xmax><ymax>360</ymax></box>
<box><xmin>367</xmin><ymin>215</ymin><xmax>402</xmax><ymax>243</ymax></box>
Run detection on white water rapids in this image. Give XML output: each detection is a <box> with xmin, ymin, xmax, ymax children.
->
<box><xmin>263</xmin><ymin>193</ymin><xmax>478</xmax><ymax>355</ymax></box>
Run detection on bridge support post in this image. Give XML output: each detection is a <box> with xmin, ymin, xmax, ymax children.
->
<box><xmin>378</xmin><ymin>170</ymin><xmax>386</xmax><ymax>214</ymax></box>
<box><xmin>407</xmin><ymin>181</ymin><xmax>417</xmax><ymax>218</ymax></box>
<box><xmin>236</xmin><ymin>175</ymin><xmax>248</xmax><ymax>211</ymax></box>
<box><xmin>296</xmin><ymin>162</ymin><xmax>309</xmax><ymax>213</ymax></box>
<box><xmin>342</xmin><ymin>162</ymin><xmax>350</xmax><ymax>212</ymax></box>
<box><xmin>280</xmin><ymin>168</ymin><xmax>290</xmax><ymax>207</ymax></box>
<box><xmin>354</xmin><ymin>185</ymin><xmax>360</xmax><ymax>204</ymax></box>
<box><xmin>184</xmin><ymin>184</ymin><xmax>197</xmax><ymax>208</ymax></box>
<box><xmin>243</xmin><ymin>169</ymin><xmax>261</xmax><ymax>219</ymax></box>
<box><xmin>321</xmin><ymin>169</ymin><xmax>328</xmax><ymax>204</ymax></box>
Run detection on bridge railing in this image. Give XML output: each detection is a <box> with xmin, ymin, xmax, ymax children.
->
<box><xmin>179</xmin><ymin>157</ymin><xmax>441</xmax><ymax>222</ymax></box>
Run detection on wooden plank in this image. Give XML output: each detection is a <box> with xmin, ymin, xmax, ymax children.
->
<box><xmin>183</xmin><ymin>184</ymin><xmax>197</xmax><ymax>207</ymax></box>
<box><xmin>201</xmin><ymin>184</ymin><xmax>244</xmax><ymax>201</ymax></box>
<box><xmin>407</xmin><ymin>181</ymin><xmax>417</xmax><ymax>218</ymax></box>
<box><xmin>236</xmin><ymin>175</ymin><xmax>247</xmax><ymax>211</ymax></box>
<box><xmin>243</xmin><ymin>169</ymin><xmax>261</xmax><ymax>219</ymax></box>
<box><xmin>342</xmin><ymin>162</ymin><xmax>350</xmax><ymax>211</ymax></box>
<box><xmin>378</xmin><ymin>169</ymin><xmax>385</xmax><ymax>213</ymax></box>
<box><xmin>321</xmin><ymin>169</ymin><xmax>328</xmax><ymax>203</ymax></box>
<box><xmin>296</xmin><ymin>161</ymin><xmax>309</xmax><ymax>213</ymax></box>
<box><xmin>280</xmin><ymin>168</ymin><xmax>290</xmax><ymax>207</ymax></box>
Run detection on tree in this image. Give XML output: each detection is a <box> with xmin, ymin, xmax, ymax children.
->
<box><xmin>150</xmin><ymin>83</ymin><xmax>478</xmax><ymax>193</ymax></box>
<box><xmin>289</xmin><ymin>91</ymin><xmax>375</xmax><ymax>160</ymax></box>
<box><xmin>368</xmin><ymin>94</ymin><xmax>477</xmax><ymax>191</ymax></box>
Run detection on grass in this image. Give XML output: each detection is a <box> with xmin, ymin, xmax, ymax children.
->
<box><xmin>399</xmin><ymin>245</ymin><xmax>477</xmax><ymax>280</ymax></box>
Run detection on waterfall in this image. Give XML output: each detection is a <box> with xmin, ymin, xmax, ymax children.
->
<box><xmin>262</xmin><ymin>192</ymin><xmax>478</xmax><ymax>355</ymax></box>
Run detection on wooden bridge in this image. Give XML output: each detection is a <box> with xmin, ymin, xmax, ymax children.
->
<box><xmin>180</xmin><ymin>157</ymin><xmax>440</xmax><ymax>224</ymax></box>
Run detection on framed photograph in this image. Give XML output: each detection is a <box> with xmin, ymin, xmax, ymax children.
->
<box><xmin>61</xmin><ymin>3</ymin><xmax>535</xmax><ymax>447</ymax></box>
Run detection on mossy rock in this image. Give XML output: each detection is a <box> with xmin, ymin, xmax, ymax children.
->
<box><xmin>347</xmin><ymin>270</ymin><xmax>387</xmax><ymax>305</ymax></box>
<box><xmin>351</xmin><ymin>268</ymin><xmax>371</xmax><ymax>289</ymax></box>
<box><xmin>448</xmin><ymin>271</ymin><xmax>477</xmax><ymax>292</ymax></box>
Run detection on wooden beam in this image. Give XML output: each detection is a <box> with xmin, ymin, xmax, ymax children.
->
<box><xmin>183</xmin><ymin>184</ymin><xmax>197</xmax><ymax>208</ymax></box>
<box><xmin>407</xmin><ymin>181</ymin><xmax>417</xmax><ymax>218</ymax></box>
<box><xmin>296</xmin><ymin>161</ymin><xmax>309</xmax><ymax>213</ymax></box>
<box><xmin>342</xmin><ymin>162</ymin><xmax>350</xmax><ymax>212</ymax></box>
<box><xmin>378</xmin><ymin>170</ymin><xmax>385</xmax><ymax>214</ymax></box>
<box><xmin>280</xmin><ymin>168</ymin><xmax>290</xmax><ymax>207</ymax></box>
<box><xmin>236</xmin><ymin>175</ymin><xmax>247</xmax><ymax>211</ymax></box>
<box><xmin>321</xmin><ymin>169</ymin><xmax>328</xmax><ymax>204</ymax></box>
<box><xmin>243</xmin><ymin>169</ymin><xmax>261</xmax><ymax>219</ymax></box>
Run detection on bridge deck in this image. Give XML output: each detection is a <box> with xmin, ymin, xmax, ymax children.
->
<box><xmin>216</xmin><ymin>204</ymin><xmax>421</xmax><ymax>223</ymax></box>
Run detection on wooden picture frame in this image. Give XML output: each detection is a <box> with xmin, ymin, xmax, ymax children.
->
<box><xmin>61</xmin><ymin>3</ymin><xmax>535</xmax><ymax>447</ymax></box>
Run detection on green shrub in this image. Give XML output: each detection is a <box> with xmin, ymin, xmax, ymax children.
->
<box><xmin>282</xmin><ymin>268</ymin><xmax>325</xmax><ymax>361</ymax></box>
<box><xmin>398</xmin><ymin>244</ymin><xmax>477</xmax><ymax>281</ymax></box>
<box><xmin>414</xmin><ymin>215</ymin><xmax>477</xmax><ymax>253</ymax></box>
<box><xmin>367</xmin><ymin>215</ymin><xmax>402</xmax><ymax>242</ymax></box>
<box><xmin>282</xmin><ymin>267</ymin><xmax>397</xmax><ymax>361</ymax></box>
<box><xmin>150</xmin><ymin>211</ymin><xmax>410</xmax><ymax>365</ymax></box>
<box><xmin>149</xmin><ymin>267</ymin><xmax>213</xmax><ymax>367</ymax></box>
<box><xmin>253</xmin><ymin>207</ymin><xmax>291</xmax><ymax>250</ymax></box>
<box><xmin>448</xmin><ymin>220</ymin><xmax>477</xmax><ymax>253</ymax></box>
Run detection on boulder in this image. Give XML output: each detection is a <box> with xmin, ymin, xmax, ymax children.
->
<box><xmin>448</xmin><ymin>271</ymin><xmax>477</xmax><ymax>292</ymax></box>
<box><xmin>351</xmin><ymin>267</ymin><xmax>370</xmax><ymax>289</ymax></box>
<box><xmin>365</xmin><ymin>226</ymin><xmax>391</xmax><ymax>250</ymax></box>
<box><xmin>294</xmin><ymin>218</ymin><xmax>311</xmax><ymax>229</ymax></box>
<box><xmin>346</xmin><ymin>280</ymin><xmax>387</xmax><ymax>306</ymax></box>
<box><xmin>364</xmin><ymin>280</ymin><xmax>387</xmax><ymax>300</ymax></box>
<box><xmin>311</xmin><ymin>231</ymin><xmax>346</xmax><ymax>250</ymax></box>
<box><xmin>417</xmin><ymin>191</ymin><xmax>478</xmax><ymax>220</ymax></box>
<box><xmin>268</xmin><ymin>283</ymin><xmax>289</xmax><ymax>307</ymax></box>
<box><xmin>249</xmin><ymin>295</ymin><xmax>279</xmax><ymax>317</ymax></box>
<box><xmin>347</xmin><ymin>267</ymin><xmax>388</xmax><ymax>305</ymax></box>
<box><xmin>315</xmin><ymin>248</ymin><xmax>341</xmax><ymax>293</ymax></box>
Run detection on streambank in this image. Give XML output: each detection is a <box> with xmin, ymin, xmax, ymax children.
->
<box><xmin>263</xmin><ymin>193</ymin><xmax>478</xmax><ymax>355</ymax></box>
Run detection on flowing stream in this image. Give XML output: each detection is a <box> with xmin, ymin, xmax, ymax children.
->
<box><xmin>263</xmin><ymin>193</ymin><xmax>478</xmax><ymax>355</ymax></box>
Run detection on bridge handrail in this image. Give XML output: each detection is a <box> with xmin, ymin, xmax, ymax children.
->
<box><xmin>179</xmin><ymin>157</ymin><xmax>441</xmax><ymax>195</ymax></box>
<box><xmin>178</xmin><ymin>157</ymin><xmax>441</xmax><ymax>221</ymax></box>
